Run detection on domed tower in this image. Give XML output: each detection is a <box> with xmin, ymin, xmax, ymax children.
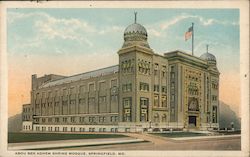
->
<box><xmin>200</xmin><ymin>45</ymin><xmax>219</xmax><ymax>72</ymax></box>
<box><xmin>200</xmin><ymin>45</ymin><xmax>220</xmax><ymax>130</ymax></box>
<box><xmin>118</xmin><ymin>13</ymin><xmax>154</xmax><ymax>131</ymax></box>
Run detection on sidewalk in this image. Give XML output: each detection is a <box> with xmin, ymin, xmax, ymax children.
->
<box><xmin>171</xmin><ymin>134</ymin><xmax>241</xmax><ymax>141</ymax></box>
<box><xmin>8</xmin><ymin>137</ymin><xmax>144</xmax><ymax>150</ymax></box>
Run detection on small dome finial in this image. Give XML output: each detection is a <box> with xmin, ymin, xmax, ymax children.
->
<box><xmin>206</xmin><ymin>44</ymin><xmax>209</xmax><ymax>54</ymax></box>
<box><xmin>134</xmin><ymin>11</ymin><xmax>137</xmax><ymax>23</ymax></box>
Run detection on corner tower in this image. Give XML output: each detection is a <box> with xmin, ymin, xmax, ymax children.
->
<box><xmin>200</xmin><ymin>47</ymin><xmax>220</xmax><ymax>130</ymax></box>
<box><xmin>117</xmin><ymin>13</ymin><xmax>155</xmax><ymax>132</ymax></box>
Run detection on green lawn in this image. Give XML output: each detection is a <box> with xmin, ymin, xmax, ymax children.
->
<box><xmin>8</xmin><ymin>132</ymin><xmax>128</xmax><ymax>143</ymax></box>
<box><xmin>150</xmin><ymin>132</ymin><xmax>207</xmax><ymax>138</ymax></box>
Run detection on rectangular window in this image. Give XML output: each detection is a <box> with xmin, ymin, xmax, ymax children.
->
<box><xmin>63</xmin><ymin>127</ymin><xmax>67</xmax><ymax>132</ymax></box>
<box><xmin>171</xmin><ymin>82</ymin><xmax>175</xmax><ymax>90</ymax></box>
<box><xmin>122</xmin><ymin>83</ymin><xmax>132</xmax><ymax>92</ymax></box>
<box><xmin>140</xmin><ymin>97</ymin><xmax>149</xmax><ymax>107</ymax></box>
<box><xmin>70</xmin><ymin>87</ymin><xmax>76</xmax><ymax>95</ymax></box>
<box><xmin>154</xmin><ymin>95</ymin><xmax>159</xmax><ymax>107</ymax></box>
<box><xmin>63</xmin><ymin>89</ymin><xmax>67</xmax><ymax>96</ymax></box>
<box><xmin>71</xmin><ymin>117</ymin><xmax>75</xmax><ymax>123</ymax></box>
<box><xmin>111</xmin><ymin>79</ymin><xmax>117</xmax><ymax>88</ymax></box>
<box><xmin>154</xmin><ymin>63</ymin><xmax>159</xmax><ymax>75</ymax></box>
<box><xmin>162</xmin><ymin>86</ymin><xmax>167</xmax><ymax>93</ymax></box>
<box><xmin>42</xmin><ymin>92</ymin><xmax>46</xmax><ymax>99</ymax></box>
<box><xmin>162</xmin><ymin>96</ymin><xmax>167</xmax><ymax>107</ymax></box>
<box><xmin>154</xmin><ymin>85</ymin><xmax>159</xmax><ymax>92</ymax></box>
<box><xmin>171</xmin><ymin>72</ymin><xmax>175</xmax><ymax>79</ymax></box>
<box><xmin>48</xmin><ymin>91</ymin><xmax>52</xmax><ymax>98</ymax></box>
<box><xmin>212</xmin><ymin>106</ymin><xmax>217</xmax><ymax>123</ymax></box>
<box><xmin>99</xmin><ymin>96</ymin><xmax>106</xmax><ymax>103</ymax></box>
<box><xmin>79</xmin><ymin>98</ymin><xmax>86</xmax><ymax>104</ymax></box>
<box><xmin>171</xmin><ymin>95</ymin><xmax>175</xmax><ymax>102</ymax></box>
<box><xmin>212</xmin><ymin>95</ymin><xmax>218</xmax><ymax>101</ymax></box>
<box><xmin>80</xmin><ymin>117</ymin><xmax>85</xmax><ymax>123</ymax></box>
<box><xmin>89</xmin><ymin>83</ymin><xmax>95</xmax><ymax>92</ymax></box>
<box><xmin>79</xmin><ymin>85</ymin><xmax>86</xmax><ymax>93</ymax></box>
<box><xmin>63</xmin><ymin>117</ymin><xmax>68</xmax><ymax>123</ymax></box>
<box><xmin>123</xmin><ymin>97</ymin><xmax>132</xmax><ymax>108</ymax></box>
<box><xmin>99</xmin><ymin>82</ymin><xmax>106</xmax><ymax>90</ymax></box>
<box><xmin>99</xmin><ymin>116</ymin><xmax>105</xmax><ymax>123</ymax></box>
<box><xmin>162</xmin><ymin>65</ymin><xmax>167</xmax><ymax>77</ymax></box>
<box><xmin>48</xmin><ymin>118</ymin><xmax>52</xmax><ymax>122</ymax></box>
<box><xmin>89</xmin><ymin>117</ymin><xmax>95</xmax><ymax>123</ymax></box>
<box><xmin>89</xmin><ymin>97</ymin><xmax>95</xmax><ymax>105</ymax></box>
<box><xmin>111</xmin><ymin>95</ymin><xmax>118</xmax><ymax>102</ymax></box>
<box><xmin>36</xmin><ymin>93</ymin><xmax>40</xmax><ymax>99</ymax></box>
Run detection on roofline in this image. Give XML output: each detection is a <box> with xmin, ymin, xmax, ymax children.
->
<box><xmin>164</xmin><ymin>49</ymin><xmax>207</xmax><ymax>62</ymax></box>
<box><xmin>39</xmin><ymin>64</ymin><xmax>119</xmax><ymax>88</ymax></box>
<box><xmin>67</xmin><ymin>64</ymin><xmax>119</xmax><ymax>79</ymax></box>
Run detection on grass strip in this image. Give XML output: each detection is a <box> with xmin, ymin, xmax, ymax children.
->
<box><xmin>8</xmin><ymin>132</ymin><xmax>127</xmax><ymax>143</ymax></box>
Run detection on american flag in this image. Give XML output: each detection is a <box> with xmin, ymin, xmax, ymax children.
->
<box><xmin>185</xmin><ymin>26</ymin><xmax>193</xmax><ymax>41</ymax></box>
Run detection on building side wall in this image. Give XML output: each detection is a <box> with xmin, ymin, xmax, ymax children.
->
<box><xmin>31</xmin><ymin>72</ymin><xmax>119</xmax><ymax>126</ymax></box>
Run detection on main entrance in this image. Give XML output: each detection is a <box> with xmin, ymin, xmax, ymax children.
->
<box><xmin>188</xmin><ymin>116</ymin><xmax>197</xmax><ymax>128</ymax></box>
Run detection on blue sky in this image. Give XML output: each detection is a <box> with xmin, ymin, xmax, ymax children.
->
<box><xmin>7</xmin><ymin>8</ymin><xmax>239</xmax><ymax>72</ymax></box>
<box><xmin>7</xmin><ymin>8</ymin><xmax>240</xmax><ymax>116</ymax></box>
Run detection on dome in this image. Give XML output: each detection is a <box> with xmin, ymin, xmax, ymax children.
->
<box><xmin>122</xmin><ymin>12</ymin><xmax>150</xmax><ymax>48</ymax></box>
<box><xmin>200</xmin><ymin>53</ymin><xmax>217</xmax><ymax>65</ymax></box>
<box><xmin>122</xmin><ymin>23</ymin><xmax>150</xmax><ymax>48</ymax></box>
<box><xmin>124</xmin><ymin>23</ymin><xmax>147</xmax><ymax>36</ymax></box>
<box><xmin>200</xmin><ymin>53</ymin><xmax>216</xmax><ymax>61</ymax></box>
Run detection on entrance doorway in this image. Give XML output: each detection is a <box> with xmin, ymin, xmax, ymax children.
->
<box><xmin>188</xmin><ymin>116</ymin><xmax>197</xmax><ymax>128</ymax></box>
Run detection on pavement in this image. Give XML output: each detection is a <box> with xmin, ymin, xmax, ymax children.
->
<box><xmin>8</xmin><ymin>133</ymin><xmax>241</xmax><ymax>151</ymax></box>
<box><xmin>64</xmin><ymin>133</ymin><xmax>241</xmax><ymax>150</ymax></box>
<box><xmin>171</xmin><ymin>134</ymin><xmax>241</xmax><ymax>141</ymax></box>
<box><xmin>8</xmin><ymin>137</ymin><xmax>144</xmax><ymax>150</ymax></box>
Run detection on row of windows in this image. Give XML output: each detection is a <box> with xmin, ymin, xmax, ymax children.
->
<box><xmin>35</xmin><ymin>116</ymin><xmax>119</xmax><ymax>123</ymax></box>
<box><xmin>212</xmin><ymin>95</ymin><xmax>218</xmax><ymax>101</ymax></box>
<box><xmin>23</xmin><ymin>115</ymin><xmax>32</xmax><ymax>121</ymax></box>
<box><xmin>212</xmin><ymin>83</ymin><xmax>218</xmax><ymax>89</ymax></box>
<box><xmin>140</xmin><ymin>82</ymin><xmax>149</xmax><ymax>91</ymax></box>
<box><xmin>138</xmin><ymin>60</ymin><xmax>150</xmax><ymax>75</ymax></box>
<box><xmin>154</xmin><ymin>85</ymin><xmax>167</xmax><ymax>93</ymax></box>
<box><xmin>154</xmin><ymin>95</ymin><xmax>167</xmax><ymax>108</ymax></box>
<box><xmin>35</xmin><ymin>95</ymin><xmax>118</xmax><ymax>107</ymax></box>
<box><xmin>35</xmin><ymin>126</ymin><xmax>118</xmax><ymax>132</ymax></box>
<box><xmin>154</xmin><ymin>64</ymin><xmax>167</xmax><ymax>77</ymax></box>
<box><xmin>122</xmin><ymin>83</ymin><xmax>132</xmax><ymax>92</ymax></box>
<box><xmin>153</xmin><ymin>113</ymin><xmax>167</xmax><ymax>123</ymax></box>
<box><xmin>35</xmin><ymin>79</ymin><xmax>118</xmax><ymax>99</ymax></box>
<box><xmin>121</xmin><ymin>59</ymin><xmax>134</xmax><ymax>73</ymax></box>
<box><xmin>23</xmin><ymin>107</ymin><xmax>32</xmax><ymax>112</ymax></box>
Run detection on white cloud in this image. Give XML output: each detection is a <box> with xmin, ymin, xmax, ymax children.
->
<box><xmin>147</xmin><ymin>28</ymin><xmax>162</xmax><ymax>37</ymax></box>
<box><xmin>160</xmin><ymin>14</ymin><xmax>190</xmax><ymax>30</ymax></box>
<box><xmin>98</xmin><ymin>26</ymin><xmax>123</xmax><ymax>35</ymax></box>
<box><xmin>158</xmin><ymin>13</ymin><xmax>238</xmax><ymax>31</ymax></box>
<box><xmin>8</xmin><ymin>11</ymin><xmax>127</xmax><ymax>53</ymax></box>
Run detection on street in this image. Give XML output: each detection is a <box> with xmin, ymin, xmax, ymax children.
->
<box><xmin>63</xmin><ymin>133</ymin><xmax>241</xmax><ymax>151</ymax></box>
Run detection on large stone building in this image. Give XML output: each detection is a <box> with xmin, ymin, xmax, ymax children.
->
<box><xmin>22</xmin><ymin>15</ymin><xmax>220</xmax><ymax>133</ymax></box>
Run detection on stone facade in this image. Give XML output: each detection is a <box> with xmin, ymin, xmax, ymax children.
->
<box><xmin>22</xmin><ymin>16</ymin><xmax>219</xmax><ymax>133</ymax></box>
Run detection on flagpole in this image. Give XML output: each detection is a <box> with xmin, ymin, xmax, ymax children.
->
<box><xmin>192</xmin><ymin>23</ymin><xmax>194</xmax><ymax>55</ymax></box>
